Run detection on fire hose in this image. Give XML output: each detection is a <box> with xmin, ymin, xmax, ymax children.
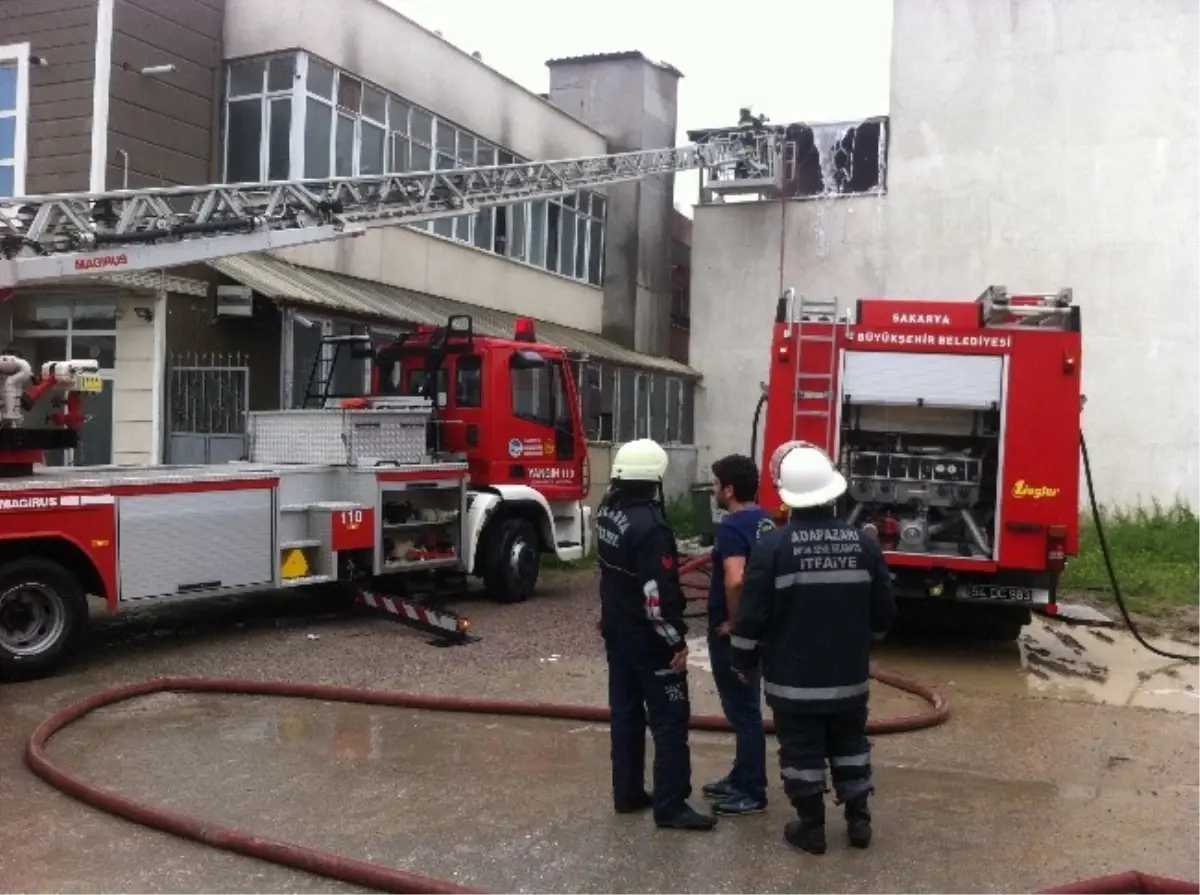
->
<box><xmin>27</xmin><ymin>672</ymin><xmax>949</xmax><ymax>895</ymax></box>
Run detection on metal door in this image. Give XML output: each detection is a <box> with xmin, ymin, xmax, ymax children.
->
<box><xmin>166</xmin><ymin>351</ymin><xmax>250</xmax><ymax>464</ymax></box>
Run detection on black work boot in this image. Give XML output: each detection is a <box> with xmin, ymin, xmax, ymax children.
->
<box><xmin>614</xmin><ymin>791</ymin><xmax>653</xmax><ymax>814</ymax></box>
<box><xmin>655</xmin><ymin>803</ymin><xmax>718</xmax><ymax>831</ymax></box>
<box><xmin>783</xmin><ymin>794</ymin><xmax>827</xmax><ymax>855</ymax></box>
<box><xmin>844</xmin><ymin>795</ymin><xmax>872</xmax><ymax>848</ymax></box>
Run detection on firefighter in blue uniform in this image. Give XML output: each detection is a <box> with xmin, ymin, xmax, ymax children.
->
<box><xmin>596</xmin><ymin>438</ymin><xmax>716</xmax><ymax>831</ymax></box>
<box><xmin>730</xmin><ymin>442</ymin><xmax>896</xmax><ymax>854</ymax></box>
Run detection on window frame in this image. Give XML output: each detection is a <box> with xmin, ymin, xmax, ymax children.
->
<box><xmin>221</xmin><ymin>51</ymin><xmax>607</xmax><ymax>286</ymax></box>
<box><xmin>0</xmin><ymin>42</ymin><xmax>31</xmax><ymax>198</ymax></box>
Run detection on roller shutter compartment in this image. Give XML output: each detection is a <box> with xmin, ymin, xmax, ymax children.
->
<box><xmin>842</xmin><ymin>351</ymin><xmax>1004</xmax><ymax>410</ymax></box>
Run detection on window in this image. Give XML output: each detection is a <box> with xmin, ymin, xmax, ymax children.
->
<box><xmin>665</xmin><ymin>378</ymin><xmax>683</xmax><ymax>443</ymax></box>
<box><xmin>221</xmin><ymin>52</ymin><xmax>609</xmax><ymax>284</ymax></box>
<box><xmin>633</xmin><ymin>373</ymin><xmax>650</xmax><ymax>439</ymax></box>
<box><xmin>11</xmin><ymin>298</ymin><xmax>117</xmax><ymax>466</ymax></box>
<box><xmin>0</xmin><ymin>43</ymin><xmax>29</xmax><ymax>198</ymax></box>
<box><xmin>456</xmin><ymin>355</ymin><xmax>482</xmax><ymax>407</ymax></box>
<box><xmin>782</xmin><ymin>118</ymin><xmax>889</xmax><ymax>198</ymax></box>
<box><xmin>512</xmin><ymin>364</ymin><xmax>553</xmax><ymax>426</ymax></box>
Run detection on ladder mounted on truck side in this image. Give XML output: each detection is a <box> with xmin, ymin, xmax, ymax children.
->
<box><xmin>780</xmin><ymin>288</ymin><xmax>843</xmax><ymax>449</ymax></box>
<box><xmin>0</xmin><ymin>133</ymin><xmax>783</xmax><ymax>289</ymax></box>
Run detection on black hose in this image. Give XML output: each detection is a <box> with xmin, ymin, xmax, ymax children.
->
<box><xmin>750</xmin><ymin>392</ymin><xmax>767</xmax><ymax>461</ymax></box>
<box><xmin>1080</xmin><ymin>434</ymin><xmax>1198</xmax><ymax>663</ymax></box>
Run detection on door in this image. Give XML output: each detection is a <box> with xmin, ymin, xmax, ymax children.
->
<box><xmin>507</xmin><ymin>351</ymin><xmax>582</xmax><ymax>499</ymax></box>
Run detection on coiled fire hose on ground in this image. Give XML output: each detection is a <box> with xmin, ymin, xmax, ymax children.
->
<box><xmin>26</xmin><ymin>672</ymin><xmax>949</xmax><ymax>895</ymax></box>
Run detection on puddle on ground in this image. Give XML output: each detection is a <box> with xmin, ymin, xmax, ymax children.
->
<box><xmin>689</xmin><ymin>618</ymin><xmax>1199</xmax><ymax>714</ymax></box>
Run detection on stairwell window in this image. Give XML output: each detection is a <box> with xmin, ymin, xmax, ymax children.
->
<box><xmin>0</xmin><ymin>43</ymin><xmax>31</xmax><ymax>198</ymax></box>
<box><xmin>224</xmin><ymin>54</ymin><xmax>296</xmax><ymax>183</ymax></box>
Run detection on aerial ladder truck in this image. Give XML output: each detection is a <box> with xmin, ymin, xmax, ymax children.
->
<box><xmin>0</xmin><ymin>129</ymin><xmax>782</xmax><ymax>679</ymax></box>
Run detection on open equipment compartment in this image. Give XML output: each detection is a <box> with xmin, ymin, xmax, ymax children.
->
<box><xmin>836</xmin><ymin>350</ymin><xmax>1006</xmax><ymax>562</ymax></box>
<box><xmin>377</xmin><ymin>477</ymin><xmax>465</xmax><ymax>574</ymax></box>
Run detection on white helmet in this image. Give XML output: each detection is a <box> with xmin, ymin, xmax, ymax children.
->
<box><xmin>775</xmin><ymin>441</ymin><xmax>847</xmax><ymax>509</ymax></box>
<box><xmin>611</xmin><ymin>438</ymin><xmax>669</xmax><ymax>483</ymax></box>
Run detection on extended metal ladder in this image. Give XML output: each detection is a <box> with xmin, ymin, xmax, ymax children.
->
<box><xmin>0</xmin><ymin>132</ymin><xmax>782</xmax><ymax>289</ymax></box>
<box><xmin>786</xmin><ymin>292</ymin><xmax>842</xmax><ymax>452</ymax></box>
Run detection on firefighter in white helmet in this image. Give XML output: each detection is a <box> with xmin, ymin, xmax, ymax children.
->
<box><xmin>596</xmin><ymin>438</ymin><xmax>715</xmax><ymax>831</ymax></box>
<box><xmin>729</xmin><ymin>441</ymin><xmax>896</xmax><ymax>854</ymax></box>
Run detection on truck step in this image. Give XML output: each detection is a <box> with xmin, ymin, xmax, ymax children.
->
<box><xmin>556</xmin><ymin>540</ymin><xmax>580</xmax><ymax>549</ymax></box>
<box><xmin>280</xmin><ymin>574</ymin><xmax>335</xmax><ymax>587</ymax></box>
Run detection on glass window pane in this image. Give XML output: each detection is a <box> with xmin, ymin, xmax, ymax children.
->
<box><xmin>575</xmin><ymin>216</ymin><xmax>587</xmax><ymax>280</ymax></box>
<box><xmin>577</xmin><ymin>191</ymin><xmax>591</xmax><ymax>216</ymax></box>
<box><xmin>634</xmin><ymin>374</ymin><xmax>650</xmax><ymax>439</ymax></box>
<box><xmin>434</xmin><ymin>217</ymin><xmax>453</xmax><ymax>238</ymax></box>
<box><xmin>267</xmin><ymin>55</ymin><xmax>294</xmax><ymax>92</ymax></box>
<box><xmin>0</xmin><ymin>163</ymin><xmax>12</xmax><ymax>198</ymax></box>
<box><xmin>435</xmin><ymin>151</ymin><xmax>455</xmax><ymax>171</ymax></box>
<box><xmin>389</xmin><ymin>99</ymin><xmax>409</xmax><ymax>135</ymax></box>
<box><xmin>528</xmin><ymin>201</ymin><xmax>546</xmax><ymax>267</ymax></box>
<box><xmin>362</xmin><ymin>85</ymin><xmax>387</xmax><ymax>122</ymax></box>
<box><xmin>559</xmin><ymin>208</ymin><xmax>576</xmax><ymax>276</ymax></box>
<box><xmin>268</xmin><ymin>98</ymin><xmax>291</xmax><ymax>180</ymax></box>
<box><xmin>473</xmin><ymin>209</ymin><xmax>492</xmax><ymax>250</ymax></box>
<box><xmin>457</xmin><ymin>134</ymin><xmax>475</xmax><ymax>165</ymax></box>
<box><xmin>593</xmin><ymin>195</ymin><xmax>606</xmax><ymax>220</ymax></box>
<box><xmin>71</xmin><ymin>299</ymin><xmax>117</xmax><ymax>330</ymax></box>
<box><xmin>454</xmin><ymin>214</ymin><xmax>471</xmax><ymax>243</ymax></box>
<box><xmin>508</xmin><ymin>203</ymin><xmax>526</xmax><ymax>261</ymax></box>
<box><xmin>0</xmin><ymin>117</ymin><xmax>14</xmax><ymax>159</ymax></box>
<box><xmin>307</xmin><ymin>58</ymin><xmax>335</xmax><ymax>98</ymax></box>
<box><xmin>336</xmin><ymin>74</ymin><xmax>362</xmax><ymax>113</ymax></box>
<box><xmin>545</xmin><ymin>203</ymin><xmax>560</xmax><ymax>270</ymax></box>
<box><xmin>360</xmin><ymin>120</ymin><xmax>385</xmax><ymax>175</ymax></box>
<box><xmin>225</xmin><ymin>99</ymin><xmax>262</xmax><ymax>182</ymax></box>
<box><xmin>411</xmin><ymin>110</ymin><xmax>433</xmax><ymax>145</ymax></box>
<box><xmin>304</xmin><ymin>99</ymin><xmax>332</xmax><ymax>178</ymax></box>
<box><xmin>497</xmin><ymin>150</ymin><xmax>513</xmax><ymax>167</ymax></box>
<box><xmin>435</xmin><ymin>122</ymin><xmax>456</xmax><ymax>156</ymax></box>
<box><xmin>14</xmin><ymin>301</ymin><xmax>69</xmax><ymax>330</ymax></box>
<box><xmin>71</xmin><ymin>333</ymin><xmax>117</xmax><ymax>369</ymax></box>
<box><xmin>588</xmin><ymin>220</ymin><xmax>604</xmax><ymax>285</ymax></box>
<box><xmin>666</xmin><ymin>379</ymin><xmax>682</xmax><ymax>443</ymax></box>
<box><xmin>0</xmin><ymin>64</ymin><xmax>17</xmax><ymax>110</ymax></box>
<box><xmin>228</xmin><ymin>59</ymin><xmax>265</xmax><ymax>96</ymax></box>
<box><xmin>476</xmin><ymin>144</ymin><xmax>495</xmax><ymax>167</ymax></box>
<box><xmin>335</xmin><ymin>114</ymin><xmax>354</xmax><ymax>176</ymax></box>
<box><xmin>389</xmin><ymin>133</ymin><xmax>410</xmax><ymax>172</ymax></box>
<box><xmin>411</xmin><ymin>143</ymin><xmax>431</xmax><ymax>171</ymax></box>
<box><xmin>455</xmin><ymin>356</ymin><xmax>482</xmax><ymax>408</ymax></box>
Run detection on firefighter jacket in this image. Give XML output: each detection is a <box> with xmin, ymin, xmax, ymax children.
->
<box><xmin>730</xmin><ymin>506</ymin><xmax>896</xmax><ymax>714</ymax></box>
<box><xmin>596</xmin><ymin>494</ymin><xmax>688</xmax><ymax>656</ymax></box>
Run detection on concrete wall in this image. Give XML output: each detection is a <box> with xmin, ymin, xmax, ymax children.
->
<box><xmin>584</xmin><ymin>442</ymin><xmax>698</xmax><ymax>514</ymax></box>
<box><xmin>111</xmin><ymin>292</ymin><xmax>162</xmax><ymax>465</ymax></box>
<box><xmin>223</xmin><ymin>0</ymin><xmax>606</xmax><ymax>165</ymax></box>
<box><xmin>275</xmin><ymin>225</ymin><xmax>604</xmax><ymax>333</ymax></box>
<box><xmin>690</xmin><ymin>197</ymin><xmax>885</xmax><ymax>472</ymax></box>
<box><xmin>547</xmin><ymin>54</ymin><xmax>680</xmax><ymax>355</ymax></box>
<box><xmin>691</xmin><ymin>0</ymin><xmax>1199</xmax><ymax>508</ymax></box>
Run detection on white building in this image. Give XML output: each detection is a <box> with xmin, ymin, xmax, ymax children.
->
<box><xmin>690</xmin><ymin>0</ymin><xmax>1199</xmax><ymax>508</ymax></box>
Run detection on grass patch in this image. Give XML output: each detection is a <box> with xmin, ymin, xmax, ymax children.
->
<box><xmin>1064</xmin><ymin>501</ymin><xmax>1198</xmax><ymax>615</ymax></box>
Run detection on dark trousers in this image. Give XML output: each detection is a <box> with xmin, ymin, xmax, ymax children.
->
<box><xmin>707</xmin><ymin>630</ymin><xmax>768</xmax><ymax>803</ymax></box>
<box><xmin>772</xmin><ymin>706</ymin><xmax>874</xmax><ymax>808</ymax></box>
<box><xmin>604</xmin><ymin>635</ymin><xmax>692</xmax><ymax>821</ymax></box>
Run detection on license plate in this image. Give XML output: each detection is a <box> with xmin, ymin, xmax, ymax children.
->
<box><xmin>966</xmin><ymin>584</ymin><xmax>1034</xmax><ymax>603</ymax></box>
<box><xmin>77</xmin><ymin>374</ymin><xmax>104</xmax><ymax>393</ymax></box>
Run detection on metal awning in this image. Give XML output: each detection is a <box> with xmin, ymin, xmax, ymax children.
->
<box><xmin>209</xmin><ymin>254</ymin><xmax>700</xmax><ymax>378</ymax></box>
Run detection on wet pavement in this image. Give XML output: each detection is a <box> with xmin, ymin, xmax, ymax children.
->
<box><xmin>1</xmin><ymin>573</ymin><xmax>1197</xmax><ymax>893</ymax></box>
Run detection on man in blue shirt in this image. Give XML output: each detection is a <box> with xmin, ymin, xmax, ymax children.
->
<box><xmin>703</xmin><ymin>454</ymin><xmax>775</xmax><ymax>815</ymax></box>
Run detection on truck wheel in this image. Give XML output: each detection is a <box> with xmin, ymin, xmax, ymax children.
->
<box><xmin>0</xmin><ymin>558</ymin><xmax>88</xmax><ymax>681</ymax></box>
<box><xmin>484</xmin><ymin>518</ymin><xmax>540</xmax><ymax>604</ymax></box>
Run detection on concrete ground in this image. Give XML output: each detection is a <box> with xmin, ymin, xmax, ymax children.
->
<box><xmin>1</xmin><ymin>570</ymin><xmax>1196</xmax><ymax>894</ymax></box>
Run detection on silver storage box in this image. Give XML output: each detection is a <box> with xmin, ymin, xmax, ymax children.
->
<box><xmin>248</xmin><ymin>404</ymin><xmax>431</xmax><ymax>466</ymax></box>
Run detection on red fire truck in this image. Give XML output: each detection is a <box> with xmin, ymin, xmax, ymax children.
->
<box><xmin>757</xmin><ymin>286</ymin><xmax>1084</xmax><ymax>641</ymax></box>
<box><xmin>0</xmin><ymin>132</ymin><xmax>775</xmax><ymax>679</ymax></box>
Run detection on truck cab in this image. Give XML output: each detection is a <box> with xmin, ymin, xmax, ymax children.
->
<box><xmin>307</xmin><ymin>314</ymin><xmax>593</xmax><ymax>604</ymax></box>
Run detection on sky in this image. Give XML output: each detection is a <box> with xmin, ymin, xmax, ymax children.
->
<box><xmin>383</xmin><ymin>0</ymin><xmax>894</xmax><ymax>213</ymax></box>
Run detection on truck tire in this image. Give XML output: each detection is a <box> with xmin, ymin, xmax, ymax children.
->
<box><xmin>483</xmin><ymin>518</ymin><xmax>540</xmax><ymax>604</ymax></box>
<box><xmin>0</xmin><ymin>557</ymin><xmax>89</xmax><ymax>681</ymax></box>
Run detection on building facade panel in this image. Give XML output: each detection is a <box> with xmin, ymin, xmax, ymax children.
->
<box><xmin>1</xmin><ymin>0</ymin><xmax>98</xmax><ymax>196</ymax></box>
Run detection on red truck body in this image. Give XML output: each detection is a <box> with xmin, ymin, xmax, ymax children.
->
<box><xmin>758</xmin><ymin>286</ymin><xmax>1084</xmax><ymax>633</ymax></box>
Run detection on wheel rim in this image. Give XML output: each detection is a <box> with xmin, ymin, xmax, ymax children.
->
<box><xmin>0</xmin><ymin>583</ymin><xmax>68</xmax><ymax>657</ymax></box>
<box><xmin>509</xmin><ymin>537</ymin><xmax>537</xmax><ymax>587</ymax></box>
